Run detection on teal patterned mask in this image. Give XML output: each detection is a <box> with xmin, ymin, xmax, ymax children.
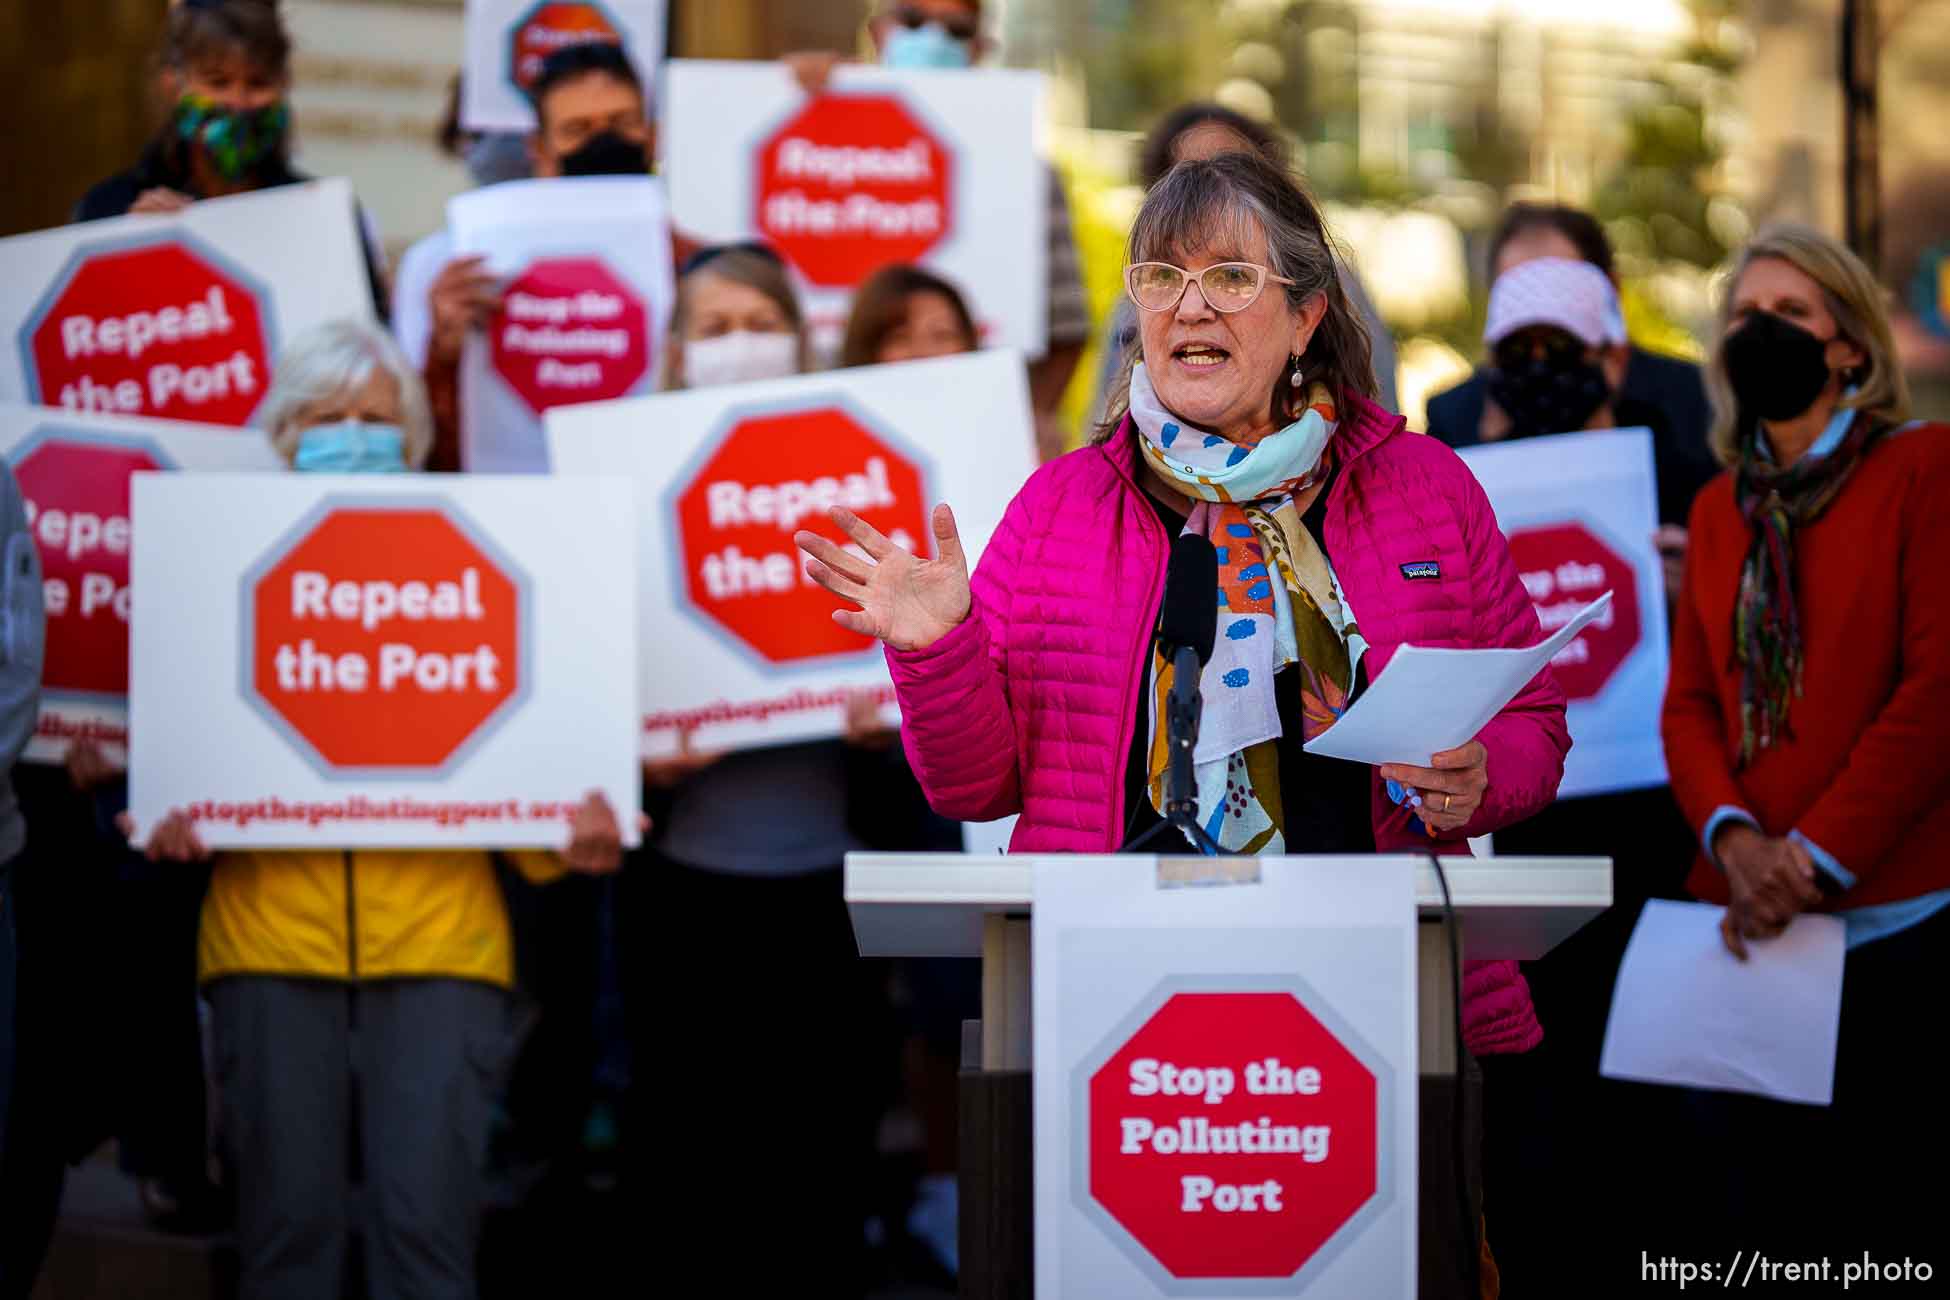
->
<box><xmin>171</xmin><ymin>94</ymin><xmax>289</xmax><ymax>181</ymax></box>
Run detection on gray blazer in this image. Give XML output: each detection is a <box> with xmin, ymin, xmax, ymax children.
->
<box><xmin>0</xmin><ymin>463</ymin><xmax>43</xmax><ymax>866</ymax></box>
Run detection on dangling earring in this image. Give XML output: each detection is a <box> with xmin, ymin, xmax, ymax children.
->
<box><xmin>1288</xmin><ymin>354</ymin><xmax>1306</xmax><ymax>387</ymax></box>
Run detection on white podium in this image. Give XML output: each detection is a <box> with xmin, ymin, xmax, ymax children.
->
<box><xmin>844</xmin><ymin>852</ymin><xmax>1611</xmax><ymax>1299</ymax></box>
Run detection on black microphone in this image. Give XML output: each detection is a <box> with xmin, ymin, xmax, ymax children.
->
<box><xmin>1157</xmin><ymin>535</ymin><xmax>1222</xmax><ymax>852</ymax></box>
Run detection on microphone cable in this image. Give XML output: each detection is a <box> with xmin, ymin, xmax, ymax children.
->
<box><xmin>1430</xmin><ymin>850</ymin><xmax>1481</xmax><ymax>1300</ymax></box>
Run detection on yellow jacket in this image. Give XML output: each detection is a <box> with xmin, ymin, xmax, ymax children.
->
<box><xmin>198</xmin><ymin>848</ymin><xmax>564</xmax><ymax>988</ymax></box>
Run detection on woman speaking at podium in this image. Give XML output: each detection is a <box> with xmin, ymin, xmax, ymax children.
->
<box><xmin>796</xmin><ymin>151</ymin><xmax>1568</xmax><ymax>1060</ymax></box>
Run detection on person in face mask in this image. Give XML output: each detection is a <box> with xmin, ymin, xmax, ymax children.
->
<box><xmin>117</xmin><ymin>316</ymin><xmax>634</xmax><ymax>1300</ymax></box>
<box><xmin>658</xmin><ymin>244</ymin><xmax>808</xmax><ymax>390</ymax></box>
<box><xmin>74</xmin><ymin>1</ymin><xmax>391</xmax><ymax>318</ymax></box>
<box><xmin>259</xmin><ymin>320</ymin><xmax>434</xmax><ymax>473</ymax></box>
<box><xmin>402</xmin><ymin>41</ymin><xmax>655</xmax><ymax>471</ymax></box>
<box><xmin>784</xmin><ymin>0</ymin><xmax>1093</xmax><ymax>461</ymax></box>
<box><xmin>1664</xmin><ymin>224</ymin><xmax>1950</xmax><ymax>1260</ymax></box>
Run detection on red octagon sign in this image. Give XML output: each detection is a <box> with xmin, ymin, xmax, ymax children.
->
<box><xmin>491</xmin><ymin>256</ymin><xmax>650</xmax><ymax>418</ymax></box>
<box><xmin>1087</xmin><ymin>992</ymin><xmax>1379</xmax><ymax>1281</ymax></box>
<box><xmin>755</xmin><ymin>94</ymin><xmax>953</xmax><ymax>288</ymax></box>
<box><xmin>1508</xmin><ymin>522</ymin><xmax>1641</xmax><ymax>700</ymax></box>
<box><xmin>509</xmin><ymin>2</ymin><xmax>622</xmax><ymax>94</ymax></box>
<box><xmin>674</xmin><ymin>403</ymin><xmax>929</xmax><ymax>665</ymax></box>
<box><xmin>11</xmin><ymin>432</ymin><xmax>170</xmax><ymax>699</ymax></box>
<box><xmin>244</xmin><ymin>504</ymin><xmax>527</xmax><ymax>771</ymax></box>
<box><xmin>25</xmin><ymin>236</ymin><xmax>271</xmax><ymax>426</ymax></box>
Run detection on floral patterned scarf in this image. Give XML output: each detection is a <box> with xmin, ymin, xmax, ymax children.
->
<box><xmin>1128</xmin><ymin>363</ymin><xmax>1367</xmax><ymax>853</ymax></box>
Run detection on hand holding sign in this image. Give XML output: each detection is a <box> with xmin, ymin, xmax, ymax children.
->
<box><xmin>796</xmin><ymin>503</ymin><xmax>971</xmax><ymax>651</ymax></box>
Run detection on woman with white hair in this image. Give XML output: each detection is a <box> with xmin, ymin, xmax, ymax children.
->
<box><xmin>257</xmin><ymin>317</ymin><xmax>434</xmax><ymax>471</ymax></box>
<box><xmin>130</xmin><ymin>319</ymin><xmax>634</xmax><ymax>1300</ymax></box>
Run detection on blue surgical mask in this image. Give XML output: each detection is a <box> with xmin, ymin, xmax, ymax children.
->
<box><xmin>882</xmin><ymin>23</ymin><xmax>973</xmax><ymax>69</ymax></box>
<box><xmin>293</xmin><ymin>420</ymin><xmax>408</xmax><ymax>474</ymax></box>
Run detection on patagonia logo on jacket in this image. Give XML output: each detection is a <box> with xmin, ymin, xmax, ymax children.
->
<box><xmin>1399</xmin><ymin>560</ymin><xmax>1441</xmax><ymax>581</ymax></box>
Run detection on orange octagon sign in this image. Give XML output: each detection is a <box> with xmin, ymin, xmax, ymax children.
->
<box><xmin>241</xmin><ymin>498</ymin><xmax>530</xmax><ymax>774</ymax></box>
<box><xmin>669</xmin><ymin>397</ymin><xmax>932</xmax><ymax>667</ymax></box>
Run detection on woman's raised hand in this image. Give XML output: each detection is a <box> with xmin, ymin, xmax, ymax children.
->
<box><xmin>795</xmin><ymin>504</ymin><xmax>971</xmax><ymax>652</ymax></box>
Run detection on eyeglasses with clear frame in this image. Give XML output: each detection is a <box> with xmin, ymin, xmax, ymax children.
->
<box><xmin>1125</xmin><ymin>261</ymin><xmax>1296</xmax><ymax>314</ymax></box>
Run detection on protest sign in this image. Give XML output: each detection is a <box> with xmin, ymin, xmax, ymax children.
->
<box><xmin>546</xmin><ymin>348</ymin><xmax>1036</xmax><ymax>755</ymax></box>
<box><xmin>663</xmin><ymin>60</ymin><xmax>1046</xmax><ymax>359</ymax></box>
<box><xmin>0</xmin><ymin>403</ymin><xmax>282</xmax><ymax>765</ymax></box>
<box><xmin>1458</xmin><ymin>427</ymin><xmax>1671</xmax><ymax>798</ymax></box>
<box><xmin>461</xmin><ymin>0</ymin><xmax>667</xmax><ymax>133</ymax></box>
<box><xmin>0</xmin><ymin>180</ymin><xmax>374</xmax><ymax>426</ymax></box>
<box><xmin>450</xmin><ymin>176</ymin><xmax>675</xmax><ymax>471</ymax></box>
<box><xmin>128</xmin><ymin>474</ymin><xmax>639</xmax><ymax>849</ymax></box>
<box><xmin>1034</xmin><ymin>855</ymin><xmax>1417</xmax><ymax>1296</ymax></box>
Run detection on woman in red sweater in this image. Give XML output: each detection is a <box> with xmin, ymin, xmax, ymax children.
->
<box><xmin>1662</xmin><ymin>223</ymin><xmax>1949</xmax><ymax>1252</ymax></box>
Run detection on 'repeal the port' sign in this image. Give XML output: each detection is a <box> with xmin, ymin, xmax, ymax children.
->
<box><xmin>461</xmin><ymin>0</ymin><xmax>666</xmax><ymax>134</ymax></box>
<box><xmin>0</xmin><ymin>403</ymin><xmax>281</xmax><ymax>766</ymax></box>
<box><xmin>665</xmin><ymin>60</ymin><xmax>1046</xmax><ymax>359</ymax></box>
<box><xmin>127</xmin><ymin>474</ymin><xmax>640</xmax><ymax>849</ymax></box>
<box><xmin>0</xmin><ymin>180</ymin><xmax>376</xmax><ymax>423</ymax></box>
<box><xmin>448</xmin><ymin>176</ymin><xmax>673</xmax><ymax>472</ymax></box>
<box><xmin>548</xmin><ymin>350</ymin><xmax>1038</xmax><ymax>756</ymax></box>
<box><xmin>755</xmin><ymin>94</ymin><xmax>953</xmax><ymax>289</ymax></box>
<box><xmin>1458</xmin><ymin>427</ymin><xmax>1670</xmax><ymax>798</ymax></box>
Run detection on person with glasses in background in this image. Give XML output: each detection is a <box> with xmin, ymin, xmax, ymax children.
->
<box><xmin>785</xmin><ymin>1</ymin><xmax>1092</xmax><ymax>461</ymax></box>
<box><xmin>395</xmin><ymin>41</ymin><xmax>658</xmax><ymax>471</ymax></box>
<box><xmin>799</xmin><ymin>152</ymin><xmax>1570</xmax><ymax>1293</ymax></box>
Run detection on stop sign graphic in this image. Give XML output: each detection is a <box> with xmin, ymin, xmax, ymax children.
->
<box><xmin>755</xmin><ymin>95</ymin><xmax>954</xmax><ymax>288</ymax></box>
<box><xmin>490</xmin><ymin>257</ymin><xmax>650</xmax><ymax>417</ymax></box>
<box><xmin>672</xmin><ymin>401</ymin><xmax>930</xmax><ymax>665</ymax></box>
<box><xmin>508</xmin><ymin>1</ymin><xmax>621</xmax><ymax>94</ymax></box>
<box><xmin>23</xmin><ymin>233</ymin><xmax>272</xmax><ymax>426</ymax></box>
<box><xmin>1082</xmin><ymin>989</ymin><xmax>1384</xmax><ymax>1283</ymax></box>
<box><xmin>242</xmin><ymin>501</ymin><xmax>529</xmax><ymax>772</ymax></box>
<box><xmin>9</xmin><ymin>430</ymin><xmax>172</xmax><ymax>699</ymax></box>
<box><xmin>1508</xmin><ymin>522</ymin><xmax>1640</xmax><ymax>700</ymax></box>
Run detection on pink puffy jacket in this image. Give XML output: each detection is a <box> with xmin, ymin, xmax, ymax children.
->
<box><xmin>887</xmin><ymin>395</ymin><xmax>1566</xmax><ymax>1054</ymax></box>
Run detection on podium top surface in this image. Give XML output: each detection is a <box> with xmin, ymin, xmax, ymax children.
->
<box><xmin>845</xmin><ymin>852</ymin><xmax>1612</xmax><ymax>962</ymax></box>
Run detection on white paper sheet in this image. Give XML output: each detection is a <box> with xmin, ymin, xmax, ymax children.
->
<box><xmin>1305</xmin><ymin>591</ymin><xmax>1612</xmax><ymax>767</ymax></box>
<box><xmin>1600</xmin><ymin>899</ymin><xmax>1846</xmax><ymax>1106</ymax></box>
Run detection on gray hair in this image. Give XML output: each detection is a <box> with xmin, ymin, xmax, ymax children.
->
<box><xmin>1095</xmin><ymin>151</ymin><xmax>1376</xmax><ymax>442</ymax></box>
<box><xmin>257</xmin><ymin>319</ymin><xmax>434</xmax><ymax>468</ymax></box>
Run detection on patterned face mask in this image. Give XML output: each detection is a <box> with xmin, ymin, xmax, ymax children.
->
<box><xmin>171</xmin><ymin>94</ymin><xmax>289</xmax><ymax>181</ymax></box>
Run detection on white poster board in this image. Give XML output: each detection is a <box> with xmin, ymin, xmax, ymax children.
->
<box><xmin>663</xmin><ymin>60</ymin><xmax>1047</xmax><ymax>360</ymax></box>
<box><xmin>546</xmin><ymin>348</ymin><xmax>1036</xmax><ymax>756</ymax></box>
<box><xmin>128</xmin><ymin>474</ymin><xmax>639</xmax><ymax>849</ymax></box>
<box><xmin>0</xmin><ymin>403</ymin><xmax>282</xmax><ymax>765</ymax></box>
<box><xmin>450</xmin><ymin>176</ymin><xmax>675</xmax><ymax>472</ymax></box>
<box><xmin>1034</xmin><ymin>855</ymin><xmax>1418</xmax><ymax>1298</ymax></box>
<box><xmin>1458</xmin><ymin>428</ymin><xmax>1670</xmax><ymax>799</ymax></box>
<box><xmin>461</xmin><ymin>0</ymin><xmax>668</xmax><ymax>133</ymax></box>
<box><xmin>0</xmin><ymin>180</ymin><xmax>374</xmax><ymax>427</ymax></box>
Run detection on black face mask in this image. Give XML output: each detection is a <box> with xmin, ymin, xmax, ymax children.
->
<box><xmin>1486</xmin><ymin>355</ymin><xmax>1613</xmax><ymax>439</ymax></box>
<box><xmin>1723</xmin><ymin>311</ymin><xmax>1835</xmax><ymax>423</ymax></box>
<box><xmin>559</xmin><ymin>131</ymin><xmax>650</xmax><ymax>178</ymax></box>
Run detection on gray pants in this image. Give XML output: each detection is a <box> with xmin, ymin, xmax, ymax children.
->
<box><xmin>208</xmin><ymin>976</ymin><xmax>513</xmax><ymax>1300</ymax></box>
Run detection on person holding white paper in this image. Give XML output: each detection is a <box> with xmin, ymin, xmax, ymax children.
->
<box><xmin>407</xmin><ymin>42</ymin><xmax>659</xmax><ymax>469</ymax></box>
<box><xmin>1663</xmin><ymin>224</ymin><xmax>1950</xmax><ymax>1252</ymax></box>
<box><xmin>129</xmin><ymin>321</ymin><xmax>634</xmax><ymax>1300</ymax></box>
<box><xmin>800</xmin><ymin>148</ymin><xmax>1568</xmax><ymax>1051</ymax></box>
